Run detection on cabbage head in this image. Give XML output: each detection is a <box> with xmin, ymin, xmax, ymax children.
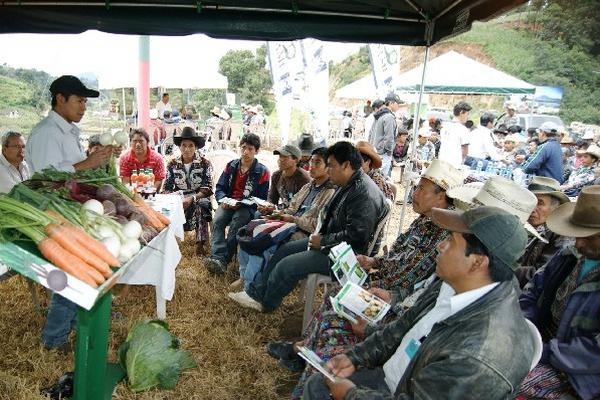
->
<box><xmin>119</xmin><ymin>319</ymin><xmax>196</xmax><ymax>392</ymax></box>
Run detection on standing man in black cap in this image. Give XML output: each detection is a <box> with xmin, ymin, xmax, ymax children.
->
<box><xmin>369</xmin><ymin>94</ymin><xmax>400</xmax><ymax>177</ymax></box>
<box><xmin>26</xmin><ymin>75</ymin><xmax>113</xmax><ymax>173</ymax></box>
<box><xmin>26</xmin><ymin>75</ymin><xmax>116</xmax><ymax>352</ymax></box>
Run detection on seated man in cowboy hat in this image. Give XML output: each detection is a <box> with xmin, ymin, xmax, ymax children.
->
<box><xmin>304</xmin><ymin>206</ymin><xmax>534</xmax><ymax>400</ymax></box>
<box><xmin>514</xmin><ymin>176</ymin><xmax>571</xmax><ymax>288</ymax></box>
<box><xmin>518</xmin><ymin>185</ymin><xmax>600</xmax><ymax>400</ymax></box>
<box><xmin>163</xmin><ymin>127</ymin><xmax>213</xmax><ymax>255</ymax></box>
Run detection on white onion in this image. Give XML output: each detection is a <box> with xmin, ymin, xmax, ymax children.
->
<box><xmin>122</xmin><ymin>220</ymin><xmax>143</xmax><ymax>239</ymax></box>
<box><xmin>113</xmin><ymin>130</ymin><xmax>129</xmax><ymax>146</ymax></box>
<box><xmin>118</xmin><ymin>244</ymin><xmax>135</xmax><ymax>263</ymax></box>
<box><xmin>97</xmin><ymin>225</ymin><xmax>116</xmax><ymax>239</ymax></box>
<box><xmin>123</xmin><ymin>238</ymin><xmax>141</xmax><ymax>255</ymax></box>
<box><xmin>83</xmin><ymin>199</ymin><xmax>104</xmax><ymax>215</ymax></box>
<box><xmin>99</xmin><ymin>132</ymin><xmax>114</xmax><ymax>146</ymax></box>
<box><xmin>101</xmin><ymin>236</ymin><xmax>121</xmax><ymax>259</ymax></box>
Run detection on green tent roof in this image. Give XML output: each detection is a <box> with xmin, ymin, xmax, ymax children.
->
<box><xmin>0</xmin><ymin>0</ymin><xmax>527</xmax><ymax>45</ymax></box>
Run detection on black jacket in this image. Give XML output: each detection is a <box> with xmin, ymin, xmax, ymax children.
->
<box><xmin>319</xmin><ymin>170</ymin><xmax>387</xmax><ymax>256</ymax></box>
<box><xmin>346</xmin><ymin>279</ymin><xmax>534</xmax><ymax>399</ymax></box>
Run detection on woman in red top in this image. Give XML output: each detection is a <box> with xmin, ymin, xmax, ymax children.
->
<box><xmin>119</xmin><ymin>128</ymin><xmax>166</xmax><ymax>190</ymax></box>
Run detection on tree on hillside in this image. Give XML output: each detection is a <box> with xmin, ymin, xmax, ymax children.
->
<box><xmin>328</xmin><ymin>46</ymin><xmax>370</xmax><ymax>99</ymax></box>
<box><xmin>218</xmin><ymin>46</ymin><xmax>274</xmax><ymax>114</ymax></box>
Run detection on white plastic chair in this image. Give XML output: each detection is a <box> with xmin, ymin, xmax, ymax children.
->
<box><xmin>300</xmin><ymin>199</ymin><xmax>394</xmax><ymax>331</ymax></box>
<box><xmin>526</xmin><ymin>319</ymin><xmax>544</xmax><ymax>370</ymax></box>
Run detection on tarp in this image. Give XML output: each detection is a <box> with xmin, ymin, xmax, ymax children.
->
<box><xmin>335</xmin><ymin>51</ymin><xmax>535</xmax><ymax>98</ymax></box>
<box><xmin>0</xmin><ymin>1</ymin><xmax>527</xmax><ymax>46</ymax></box>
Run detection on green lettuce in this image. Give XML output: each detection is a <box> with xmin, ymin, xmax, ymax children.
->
<box><xmin>119</xmin><ymin>319</ymin><xmax>196</xmax><ymax>392</ymax></box>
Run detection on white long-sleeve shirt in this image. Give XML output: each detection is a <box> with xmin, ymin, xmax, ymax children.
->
<box><xmin>438</xmin><ymin>120</ymin><xmax>469</xmax><ymax>168</ymax></box>
<box><xmin>382</xmin><ymin>281</ymin><xmax>499</xmax><ymax>392</ymax></box>
<box><xmin>25</xmin><ymin>110</ymin><xmax>86</xmax><ymax>173</ymax></box>
<box><xmin>468</xmin><ymin>126</ymin><xmax>500</xmax><ymax>160</ymax></box>
<box><xmin>0</xmin><ymin>153</ymin><xmax>30</xmax><ymax>193</ymax></box>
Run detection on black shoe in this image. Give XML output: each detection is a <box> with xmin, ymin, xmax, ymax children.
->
<box><xmin>205</xmin><ymin>258</ymin><xmax>226</xmax><ymax>274</ymax></box>
<box><xmin>40</xmin><ymin>371</ymin><xmax>74</xmax><ymax>399</ymax></box>
<box><xmin>266</xmin><ymin>341</ymin><xmax>296</xmax><ymax>361</ymax></box>
<box><xmin>279</xmin><ymin>356</ymin><xmax>306</xmax><ymax>372</ymax></box>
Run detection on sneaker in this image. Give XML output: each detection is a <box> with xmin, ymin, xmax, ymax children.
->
<box><xmin>229</xmin><ymin>278</ymin><xmax>244</xmax><ymax>291</ymax></box>
<box><xmin>279</xmin><ymin>356</ymin><xmax>306</xmax><ymax>372</ymax></box>
<box><xmin>266</xmin><ymin>341</ymin><xmax>296</xmax><ymax>361</ymax></box>
<box><xmin>205</xmin><ymin>258</ymin><xmax>226</xmax><ymax>274</ymax></box>
<box><xmin>228</xmin><ymin>291</ymin><xmax>264</xmax><ymax>312</ymax></box>
<box><xmin>40</xmin><ymin>371</ymin><xmax>74</xmax><ymax>399</ymax></box>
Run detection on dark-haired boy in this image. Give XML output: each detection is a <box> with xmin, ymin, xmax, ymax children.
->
<box><xmin>205</xmin><ymin>133</ymin><xmax>270</xmax><ymax>274</ymax></box>
<box><xmin>439</xmin><ymin>101</ymin><xmax>472</xmax><ymax>168</ymax></box>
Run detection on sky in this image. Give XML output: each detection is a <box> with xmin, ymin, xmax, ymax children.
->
<box><xmin>0</xmin><ymin>31</ymin><xmax>363</xmax><ymax>89</ymax></box>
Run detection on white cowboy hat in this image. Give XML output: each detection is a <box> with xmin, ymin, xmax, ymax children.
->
<box><xmin>421</xmin><ymin>159</ymin><xmax>464</xmax><ymax>191</ymax></box>
<box><xmin>210</xmin><ymin>106</ymin><xmax>221</xmax><ymax>115</ymax></box>
<box><xmin>447</xmin><ymin>176</ymin><xmax>546</xmax><ymax>242</ymax></box>
<box><xmin>582</xmin><ymin>130</ymin><xmax>596</xmax><ymax>140</ymax></box>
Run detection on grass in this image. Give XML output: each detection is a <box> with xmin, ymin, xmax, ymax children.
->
<box><xmin>0</xmin><ymin>167</ymin><xmax>416</xmax><ymax>399</ymax></box>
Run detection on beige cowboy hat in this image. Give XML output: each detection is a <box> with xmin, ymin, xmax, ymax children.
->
<box><xmin>417</xmin><ymin>127</ymin><xmax>432</xmax><ymax>138</ymax></box>
<box><xmin>527</xmin><ymin>176</ymin><xmax>570</xmax><ymax>205</ymax></box>
<box><xmin>355</xmin><ymin>141</ymin><xmax>382</xmax><ymax>169</ymax></box>
<box><xmin>579</xmin><ymin>144</ymin><xmax>600</xmax><ymax>160</ymax></box>
<box><xmin>560</xmin><ymin>135</ymin><xmax>575</xmax><ymax>145</ymax></box>
<box><xmin>210</xmin><ymin>106</ymin><xmax>221</xmax><ymax>115</ymax></box>
<box><xmin>504</xmin><ymin>134</ymin><xmax>525</xmax><ymax>144</ymax></box>
<box><xmin>547</xmin><ymin>185</ymin><xmax>600</xmax><ymax>237</ymax></box>
<box><xmin>447</xmin><ymin>176</ymin><xmax>545</xmax><ymax>241</ymax></box>
<box><xmin>582</xmin><ymin>130</ymin><xmax>596</xmax><ymax>140</ymax></box>
<box><xmin>421</xmin><ymin>159</ymin><xmax>464</xmax><ymax>191</ymax></box>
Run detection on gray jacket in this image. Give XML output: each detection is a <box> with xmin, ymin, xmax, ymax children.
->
<box><xmin>368</xmin><ymin>107</ymin><xmax>397</xmax><ymax>156</ymax></box>
<box><xmin>346</xmin><ymin>279</ymin><xmax>534</xmax><ymax>400</ymax></box>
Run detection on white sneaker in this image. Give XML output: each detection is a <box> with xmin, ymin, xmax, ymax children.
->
<box><xmin>228</xmin><ymin>291</ymin><xmax>264</xmax><ymax>312</ymax></box>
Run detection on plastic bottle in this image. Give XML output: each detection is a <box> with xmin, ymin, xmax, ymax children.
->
<box><xmin>475</xmin><ymin>160</ymin><xmax>484</xmax><ymax>172</ymax></box>
<box><xmin>512</xmin><ymin>168</ymin><xmax>525</xmax><ymax>186</ymax></box>
<box><xmin>148</xmin><ymin>168</ymin><xmax>155</xmax><ymax>190</ymax></box>
<box><xmin>131</xmin><ymin>169</ymin><xmax>138</xmax><ymax>191</ymax></box>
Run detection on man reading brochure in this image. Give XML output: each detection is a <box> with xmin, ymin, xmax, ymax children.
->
<box><xmin>304</xmin><ymin>206</ymin><xmax>535</xmax><ymax>400</ymax></box>
<box><xmin>205</xmin><ymin>133</ymin><xmax>270</xmax><ymax>274</ymax></box>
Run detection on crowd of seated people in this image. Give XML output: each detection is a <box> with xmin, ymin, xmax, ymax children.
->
<box><xmin>3</xmin><ymin>87</ymin><xmax>599</xmax><ymax>400</ymax></box>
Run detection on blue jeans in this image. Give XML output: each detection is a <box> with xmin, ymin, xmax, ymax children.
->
<box><xmin>303</xmin><ymin>366</ymin><xmax>389</xmax><ymax>399</ymax></box>
<box><xmin>381</xmin><ymin>153</ymin><xmax>393</xmax><ymax>177</ymax></box>
<box><xmin>210</xmin><ymin>206</ymin><xmax>254</xmax><ymax>264</ymax></box>
<box><xmin>42</xmin><ymin>293</ymin><xmax>77</xmax><ymax>348</ymax></box>
<box><xmin>248</xmin><ymin>238</ymin><xmax>331</xmax><ymax>311</ymax></box>
<box><xmin>238</xmin><ymin>245</ymin><xmax>278</xmax><ymax>293</ymax></box>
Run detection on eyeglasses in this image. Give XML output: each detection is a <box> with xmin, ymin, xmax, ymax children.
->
<box><xmin>4</xmin><ymin>145</ymin><xmax>26</xmax><ymax>149</ymax></box>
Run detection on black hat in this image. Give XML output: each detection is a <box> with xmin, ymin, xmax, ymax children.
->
<box><xmin>173</xmin><ymin>127</ymin><xmax>206</xmax><ymax>149</ymax></box>
<box><xmin>384</xmin><ymin>93</ymin><xmax>402</xmax><ymax>104</ymax></box>
<box><xmin>296</xmin><ymin>132</ymin><xmax>315</xmax><ymax>156</ymax></box>
<box><xmin>49</xmin><ymin>75</ymin><xmax>99</xmax><ymax>98</ymax></box>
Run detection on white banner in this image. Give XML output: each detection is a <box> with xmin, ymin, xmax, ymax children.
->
<box><xmin>368</xmin><ymin>44</ymin><xmax>399</xmax><ymax>98</ymax></box>
<box><xmin>267</xmin><ymin>41</ymin><xmax>304</xmax><ymax>144</ymax></box>
<box><xmin>301</xmin><ymin>39</ymin><xmax>329</xmax><ymax>145</ymax></box>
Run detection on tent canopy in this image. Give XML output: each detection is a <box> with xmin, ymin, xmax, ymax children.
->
<box><xmin>1</xmin><ymin>1</ymin><xmax>526</xmax><ymax>45</ymax></box>
<box><xmin>335</xmin><ymin>50</ymin><xmax>535</xmax><ymax>98</ymax></box>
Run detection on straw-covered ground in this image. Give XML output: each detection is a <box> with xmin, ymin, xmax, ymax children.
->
<box><xmin>0</xmin><ymin>182</ymin><xmax>416</xmax><ymax>400</ymax></box>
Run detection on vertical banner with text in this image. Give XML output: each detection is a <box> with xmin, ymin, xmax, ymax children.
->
<box><xmin>301</xmin><ymin>39</ymin><xmax>329</xmax><ymax>145</ymax></box>
<box><xmin>368</xmin><ymin>44</ymin><xmax>399</xmax><ymax>98</ymax></box>
<box><xmin>267</xmin><ymin>41</ymin><xmax>303</xmax><ymax>145</ymax></box>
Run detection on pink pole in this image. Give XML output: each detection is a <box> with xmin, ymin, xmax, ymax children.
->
<box><xmin>137</xmin><ymin>35</ymin><xmax>150</xmax><ymax>131</ymax></box>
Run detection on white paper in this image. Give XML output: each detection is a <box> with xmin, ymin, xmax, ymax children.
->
<box><xmin>329</xmin><ymin>242</ymin><xmax>367</xmax><ymax>286</ymax></box>
<box><xmin>297</xmin><ymin>346</ymin><xmax>336</xmax><ymax>382</ymax></box>
<box><xmin>332</xmin><ymin>282</ymin><xmax>391</xmax><ymax>324</ymax></box>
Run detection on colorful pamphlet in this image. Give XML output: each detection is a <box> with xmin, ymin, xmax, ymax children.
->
<box><xmin>330</xmin><ymin>282</ymin><xmax>391</xmax><ymax>324</ymax></box>
<box><xmin>329</xmin><ymin>242</ymin><xmax>367</xmax><ymax>286</ymax></box>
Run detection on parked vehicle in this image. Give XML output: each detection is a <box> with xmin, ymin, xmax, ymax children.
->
<box><xmin>517</xmin><ymin>114</ymin><xmax>565</xmax><ymax>131</ymax></box>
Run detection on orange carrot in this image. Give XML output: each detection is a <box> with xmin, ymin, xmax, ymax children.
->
<box><xmin>133</xmin><ymin>193</ymin><xmax>169</xmax><ymax>227</ymax></box>
<box><xmin>64</xmin><ymin>225</ymin><xmax>120</xmax><ymax>267</ymax></box>
<box><xmin>44</xmin><ymin>223</ymin><xmax>113</xmax><ymax>278</ymax></box>
<box><xmin>46</xmin><ymin>210</ymin><xmax>69</xmax><ymax>224</ymax></box>
<box><xmin>38</xmin><ymin>238</ymin><xmax>101</xmax><ymax>288</ymax></box>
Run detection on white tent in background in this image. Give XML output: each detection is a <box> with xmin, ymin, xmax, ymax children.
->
<box><xmin>335</xmin><ymin>50</ymin><xmax>535</xmax><ymax>99</ymax></box>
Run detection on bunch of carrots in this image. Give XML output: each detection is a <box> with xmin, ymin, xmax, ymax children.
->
<box><xmin>0</xmin><ymin>196</ymin><xmax>119</xmax><ymax>288</ymax></box>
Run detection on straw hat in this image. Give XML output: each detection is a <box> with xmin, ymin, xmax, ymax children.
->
<box><xmin>560</xmin><ymin>135</ymin><xmax>575</xmax><ymax>145</ymax></box>
<box><xmin>447</xmin><ymin>176</ymin><xmax>544</xmax><ymax>241</ymax></box>
<box><xmin>547</xmin><ymin>185</ymin><xmax>600</xmax><ymax>237</ymax></box>
<box><xmin>356</xmin><ymin>141</ymin><xmax>382</xmax><ymax>169</ymax></box>
<box><xmin>418</xmin><ymin>127</ymin><xmax>432</xmax><ymax>138</ymax></box>
<box><xmin>527</xmin><ymin>176</ymin><xmax>570</xmax><ymax>205</ymax></box>
<box><xmin>210</xmin><ymin>106</ymin><xmax>221</xmax><ymax>115</ymax></box>
<box><xmin>582</xmin><ymin>144</ymin><xmax>600</xmax><ymax>159</ymax></box>
<box><xmin>421</xmin><ymin>159</ymin><xmax>464</xmax><ymax>191</ymax></box>
<box><xmin>582</xmin><ymin>130</ymin><xmax>596</xmax><ymax>140</ymax></box>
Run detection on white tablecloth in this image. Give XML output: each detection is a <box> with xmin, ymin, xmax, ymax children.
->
<box><xmin>117</xmin><ymin>194</ymin><xmax>185</xmax><ymax>318</ymax></box>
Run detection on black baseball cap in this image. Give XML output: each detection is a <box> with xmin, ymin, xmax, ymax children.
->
<box><xmin>49</xmin><ymin>75</ymin><xmax>99</xmax><ymax>98</ymax></box>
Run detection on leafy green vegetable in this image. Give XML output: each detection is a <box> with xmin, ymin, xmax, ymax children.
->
<box><xmin>118</xmin><ymin>319</ymin><xmax>196</xmax><ymax>392</ymax></box>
